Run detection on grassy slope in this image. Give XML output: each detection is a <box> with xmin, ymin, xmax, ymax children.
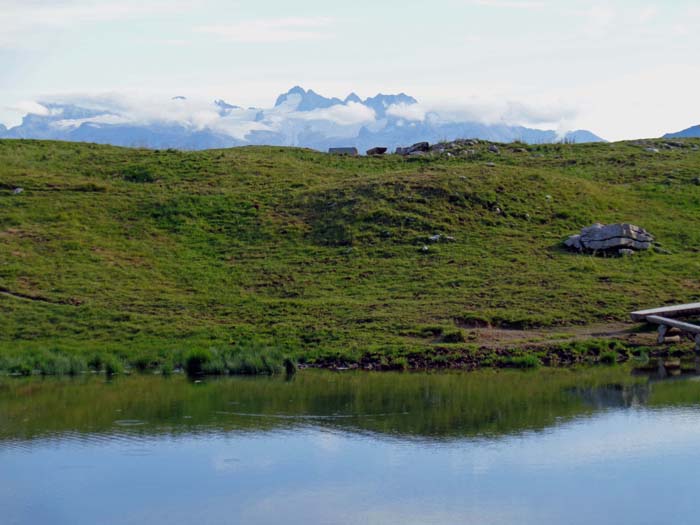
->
<box><xmin>1</xmin><ymin>138</ymin><xmax>700</xmax><ymax>371</ymax></box>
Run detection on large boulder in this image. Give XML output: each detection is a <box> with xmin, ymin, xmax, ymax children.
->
<box><xmin>366</xmin><ymin>147</ymin><xmax>387</xmax><ymax>156</ymax></box>
<box><xmin>396</xmin><ymin>142</ymin><xmax>430</xmax><ymax>155</ymax></box>
<box><xmin>565</xmin><ymin>223</ymin><xmax>654</xmax><ymax>255</ymax></box>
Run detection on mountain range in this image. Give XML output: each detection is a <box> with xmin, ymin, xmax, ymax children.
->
<box><xmin>0</xmin><ymin>86</ymin><xmax>605</xmax><ymax>151</ymax></box>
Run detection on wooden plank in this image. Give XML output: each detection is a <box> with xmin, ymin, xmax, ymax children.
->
<box><xmin>630</xmin><ymin>303</ymin><xmax>700</xmax><ymax>322</ymax></box>
<box><xmin>645</xmin><ymin>315</ymin><xmax>700</xmax><ymax>334</ymax></box>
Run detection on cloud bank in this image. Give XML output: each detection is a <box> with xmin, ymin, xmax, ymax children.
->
<box><xmin>0</xmin><ymin>87</ymin><xmax>597</xmax><ymax>150</ymax></box>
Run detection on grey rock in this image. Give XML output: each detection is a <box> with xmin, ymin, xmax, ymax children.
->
<box><xmin>428</xmin><ymin>234</ymin><xmax>441</xmax><ymax>243</ymax></box>
<box><xmin>366</xmin><ymin>147</ymin><xmax>387</xmax><ymax>156</ymax></box>
<box><xmin>565</xmin><ymin>223</ymin><xmax>655</xmax><ymax>254</ymax></box>
<box><xmin>12</xmin><ymin>188</ymin><xmax>23</xmax><ymax>195</ymax></box>
<box><xmin>488</xmin><ymin>144</ymin><xmax>500</xmax><ymax>154</ymax></box>
<box><xmin>485</xmin><ymin>162</ymin><xmax>496</xmax><ymax>167</ymax></box>
<box><xmin>329</xmin><ymin>147</ymin><xmax>358</xmax><ymax>156</ymax></box>
<box><xmin>618</xmin><ymin>249</ymin><xmax>635</xmax><ymax>257</ymax></box>
<box><xmin>409</xmin><ymin>142</ymin><xmax>430</xmax><ymax>153</ymax></box>
<box><xmin>665</xmin><ymin>141</ymin><xmax>685</xmax><ymax>149</ymax></box>
<box><xmin>645</xmin><ymin>147</ymin><xmax>660</xmax><ymax>153</ymax></box>
<box><xmin>564</xmin><ymin>234</ymin><xmax>582</xmax><ymax>251</ymax></box>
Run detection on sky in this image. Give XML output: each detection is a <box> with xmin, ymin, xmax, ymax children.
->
<box><xmin>0</xmin><ymin>0</ymin><xmax>699</xmax><ymax>141</ymax></box>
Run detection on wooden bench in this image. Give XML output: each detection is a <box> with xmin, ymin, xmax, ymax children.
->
<box><xmin>630</xmin><ymin>303</ymin><xmax>700</xmax><ymax>322</ymax></box>
<box><xmin>631</xmin><ymin>311</ymin><xmax>700</xmax><ymax>351</ymax></box>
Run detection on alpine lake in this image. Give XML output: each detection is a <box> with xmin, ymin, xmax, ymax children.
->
<box><xmin>3</xmin><ymin>360</ymin><xmax>700</xmax><ymax>525</ymax></box>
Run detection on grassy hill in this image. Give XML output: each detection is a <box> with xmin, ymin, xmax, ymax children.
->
<box><xmin>2</xmin><ymin>138</ymin><xmax>700</xmax><ymax>374</ymax></box>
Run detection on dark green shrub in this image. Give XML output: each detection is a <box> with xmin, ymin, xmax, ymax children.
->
<box><xmin>103</xmin><ymin>355</ymin><xmax>124</xmax><ymax>376</ymax></box>
<box><xmin>442</xmin><ymin>330</ymin><xmax>466</xmax><ymax>343</ymax></box>
<box><xmin>503</xmin><ymin>355</ymin><xmax>540</xmax><ymax>369</ymax></box>
<box><xmin>122</xmin><ymin>166</ymin><xmax>156</xmax><ymax>183</ymax></box>
<box><xmin>88</xmin><ymin>354</ymin><xmax>105</xmax><ymax>371</ymax></box>
<box><xmin>184</xmin><ymin>348</ymin><xmax>213</xmax><ymax>376</ymax></box>
<box><xmin>600</xmin><ymin>351</ymin><xmax>618</xmax><ymax>365</ymax></box>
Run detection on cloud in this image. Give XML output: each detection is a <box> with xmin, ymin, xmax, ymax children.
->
<box><xmin>8</xmin><ymin>100</ymin><xmax>51</xmax><ymax>117</ymax></box>
<box><xmin>295</xmin><ymin>102</ymin><xmax>375</xmax><ymax>126</ymax></box>
<box><xmin>7</xmin><ymin>87</ymin><xmax>581</xmax><ymax>144</ymax></box>
<box><xmin>386</xmin><ymin>97</ymin><xmax>576</xmax><ymax>128</ymax></box>
<box><xmin>467</xmin><ymin>0</ymin><xmax>546</xmax><ymax>9</ymax></box>
<box><xmin>583</xmin><ymin>5</ymin><xmax>618</xmax><ymax>32</ymax></box>
<box><xmin>0</xmin><ymin>0</ymin><xmax>190</xmax><ymax>48</ymax></box>
<box><xmin>196</xmin><ymin>17</ymin><xmax>333</xmax><ymax>44</ymax></box>
<box><xmin>386</xmin><ymin>103</ymin><xmax>427</xmax><ymax>122</ymax></box>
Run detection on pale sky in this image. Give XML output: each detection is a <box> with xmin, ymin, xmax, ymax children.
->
<box><xmin>1</xmin><ymin>0</ymin><xmax>699</xmax><ymax>140</ymax></box>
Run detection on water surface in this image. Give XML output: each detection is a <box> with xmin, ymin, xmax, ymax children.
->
<box><xmin>2</xmin><ymin>368</ymin><xmax>700</xmax><ymax>524</ymax></box>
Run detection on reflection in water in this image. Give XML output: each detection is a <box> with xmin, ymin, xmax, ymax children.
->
<box><xmin>0</xmin><ymin>368</ymin><xmax>643</xmax><ymax>444</ymax></box>
<box><xmin>3</xmin><ymin>369</ymin><xmax>700</xmax><ymax>525</ymax></box>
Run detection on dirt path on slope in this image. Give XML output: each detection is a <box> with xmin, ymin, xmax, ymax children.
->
<box><xmin>468</xmin><ymin>322</ymin><xmax>657</xmax><ymax>349</ymax></box>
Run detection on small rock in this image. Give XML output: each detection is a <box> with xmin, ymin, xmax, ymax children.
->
<box><xmin>445</xmin><ymin>236</ymin><xmax>456</xmax><ymax>242</ymax></box>
<box><xmin>618</xmin><ymin>249</ymin><xmax>635</xmax><ymax>257</ymax></box>
<box><xmin>485</xmin><ymin>162</ymin><xmax>496</xmax><ymax>167</ymax></box>
<box><xmin>421</xmin><ymin>245</ymin><xmax>430</xmax><ymax>252</ymax></box>
<box><xmin>12</xmin><ymin>188</ymin><xmax>23</xmax><ymax>195</ymax></box>
<box><xmin>692</xmin><ymin>177</ymin><xmax>700</xmax><ymax>186</ymax></box>
<box><xmin>665</xmin><ymin>141</ymin><xmax>685</xmax><ymax>149</ymax></box>
<box><xmin>488</xmin><ymin>144</ymin><xmax>500</xmax><ymax>154</ymax></box>
<box><xmin>645</xmin><ymin>147</ymin><xmax>660</xmax><ymax>153</ymax></box>
<box><xmin>545</xmin><ymin>194</ymin><xmax>552</xmax><ymax>200</ymax></box>
<box><xmin>428</xmin><ymin>234</ymin><xmax>441</xmax><ymax>243</ymax></box>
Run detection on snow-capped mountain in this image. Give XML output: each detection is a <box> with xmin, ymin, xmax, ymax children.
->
<box><xmin>0</xmin><ymin>87</ymin><xmax>605</xmax><ymax>151</ymax></box>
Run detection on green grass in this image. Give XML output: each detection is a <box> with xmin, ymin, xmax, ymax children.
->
<box><xmin>2</xmin><ymin>138</ymin><xmax>700</xmax><ymax>374</ymax></box>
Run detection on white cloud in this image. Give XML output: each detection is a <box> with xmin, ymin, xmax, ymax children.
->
<box><xmin>1</xmin><ymin>86</ymin><xmax>585</xmax><ymax>143</ymax></box>
<box><xmin>637</xmin><ymin>5</ymin><xmax>658</xmax><ymax>24</ymax></box>
<box><xmin>387</xmin><ymin>97</ymin><xmax>576</xmax><ymax>129</ymax></box>
<box><xmin>196</xmin><ymin>17</ymin><xmax>333</xmax><ymax>44</ymax></box>
<box><xmin>467</xmin><ymin>0</ymin><xmax>546</xmax><ymax>9</ymax></box>
<box><xmin>294</xmin><ymin>102</ymin><xmax>376</xmax><ymax>126</ymax></box>
<box><xmin>8</xmin><ymin>100</ymin><xmax>51</xmax><ymax>117</ymax></box>
<box><xmin>0</xmin><ymin>0</ymin><xmax>190</xmax><ymax>48</ymax></box>
<box><xmin>386</xmin><ymin>103</ymin><xmax>427</xmax><ymax>122</ymax></box>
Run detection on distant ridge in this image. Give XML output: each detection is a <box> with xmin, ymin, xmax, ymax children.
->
<box><xmin>664</xmin><ymin>125</ymin><xmax>700</xmax><ymax>139</ymax></box>
<box><xmin>0</xmin><ymin>87</ymin><xmax>605</xmax><ymax>150</ymax></box>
